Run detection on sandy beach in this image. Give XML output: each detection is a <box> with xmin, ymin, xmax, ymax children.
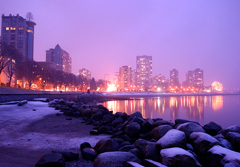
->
<box><xmin>0</xmin><ymin>101</ymin><xmax>108</xmax><ymax>167</ymax></box>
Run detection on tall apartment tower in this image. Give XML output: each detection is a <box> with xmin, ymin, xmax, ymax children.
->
<box><xmin>1</xmin><ymin>14</ymin><xmax>36</xmax><ymax>61</ymax></box>
<box><xmin>119</xmin><ymin>66</ymin><xmax>132</xmax><ymax>91</ymax></box>
<box><xmin>136</xmin><ymin>55</ymin><xmax>152</xmax><ymax>90</ymax></box>
<box><xmin>186</xmin><ymin>71</ymin><xmax>194</xmax><ymax>87</ymax></box>
<box><xmin>193</xmin><ymin>68</ymin><xmax>203</xmax><ymax>89</ymax></box>
<box><xmin>46</xmin><ymin>44</ymin><xmax>72</xmax><ymax>73</ymax></box>
<box><xmin>170</xmin><ymin>69</ymin><xmax>180</xmax><ymax>87</ymax></box>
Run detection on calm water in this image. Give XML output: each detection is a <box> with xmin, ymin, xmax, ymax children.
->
<box><xmin>101</xmin><ymin>95</ymin><xmax>240</xmax><ymax>128</ymax></box>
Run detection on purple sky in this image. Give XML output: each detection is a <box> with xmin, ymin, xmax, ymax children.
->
<box><xmin>1</xmin><ymin>0</ymin><xmax>240</xmax><ymax>89</ymax></box>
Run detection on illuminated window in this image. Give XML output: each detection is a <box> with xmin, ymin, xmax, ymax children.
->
<box><xmin>6</xmin><ymin>27</ymin><xmax>9</xmax><ymax>30</ymax></box>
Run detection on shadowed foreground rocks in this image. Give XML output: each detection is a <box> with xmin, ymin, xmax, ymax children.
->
<box><xmin>35</xmin><ymin>99</ymin><xmax>240</xmax><ymax>167</ymax></box>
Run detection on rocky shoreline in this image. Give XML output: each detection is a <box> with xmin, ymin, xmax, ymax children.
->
<box><xmin>35</xmin><ymin>99</ymin><xmax>240</xmax><ymax>167</ymax></box>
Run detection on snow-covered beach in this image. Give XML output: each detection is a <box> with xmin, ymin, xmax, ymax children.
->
<box><xmin>0</xmin><ymin>101</ymin><xmax>107</xmax><ymax>167</ymax></box>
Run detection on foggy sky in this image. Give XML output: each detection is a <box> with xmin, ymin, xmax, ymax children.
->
<box><xmin>1</xmin><ymin>0</ymin><xmax>240</xmax><ymax>89</ymax></box>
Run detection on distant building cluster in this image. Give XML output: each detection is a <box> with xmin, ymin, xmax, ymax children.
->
<box><xmin>114</xmin><ymin>55</ymin><xmax>204</xmax><ymax>92</ymax></box>
<box><xmin>79</xmin><ymin>68</ymin><xmax>91</xmax><ymax>80</ymax></box>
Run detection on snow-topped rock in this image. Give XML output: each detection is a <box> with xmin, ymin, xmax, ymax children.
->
<box><xmin>160</xmin><ymin>147</ymin><xmax>201</xmax><ymax>167</ymax></box>
<box><xmin>190</xmin><ymin>132</ymin><xmax>220</xmax><ymax>154</ymax></box>
<box><xmin>177</xmin><ymin>122</ymin><xmax>205</xmax><ymax>137</ymax></box>
<box><xmin>156</xmin><ymin>129</ymin><xmax>186</xmax><ymax>149</ymax></box>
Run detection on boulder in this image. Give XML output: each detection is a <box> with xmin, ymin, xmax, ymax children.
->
<box><xmin>141</xmin><ymin>118</ymin><xmax>154</xmax><ymax>133</ymax></box>
<box><xmin>129</xmin><ymin>111</ymin><xmax>143</xmax><ymax>119</ymax></box>
<box><xmin>208</xmin><ymin>145</ymin><xmax>240</xmax><ymax>167</ymax></box>
<box><xmin>112</xmin><ymin>118</ymin><xmax>124</xmax><ymax>127</ymax></box>
<box><xmin>177</xmin><ymin>122</ymin><xmax>205</xmax><ymax>137</ymax></box>
<box><xmin>160</xmin><ymin>147</ymin><xmax>201</xmax><ymax>167</ymax></box>
<box><xmin>203</xmin><ymin>122</ymin><xmax>222</xmax><ymax>136</ymax></box>
<box><xmin>143</xmin><ymin>159</ymin><xmax>167</xmax><ymax>167</ymax></box>
<box><xmin>150</xmin><ymin>125</ymin><xmax>173</xmax><ymax>140</ymax></box>
<box><xmin>35</xmin><ymin>153</ymin><xmax>65</xmax><ymax>167</ymax></box>
<box><xmin>81</xmin><ymin>108</ymin><xmax>92</xmax><ymax>117</ymax></box>
<box><xmin>134</xmin><ymin>139</ymin><xmax>149</xmax><ymax>151</ymax></box>
<box><xmin>142</xmin><ymin>142</ymin><xmax>160</xmax><ymax>161</ymax></box>
<box><xmin>102</xmin><ymin>115</ymin><xmax>114</xmax><ymax>124</ymax></box>
<box><xmin>225</xmin><ymin>132</ymin><xmax>240</xmax><ymax>151</ymax></box>
<box><xmin>81</xmin><ymin>148</ymin><xmax>97</xmax><ymax>161</ymax></box>
<box><xmin>94</xmin><ymin>151</ymin><xmax>141</xmax><ymax>167</ymax></box>
<box><xmin>129</xmin><ymin>148</ymin><xmax>144</xmax><ymax>160</ymax></box>
<box><xmin>190</xmin><ymin>132</ymin><xmax>220</xmax><ymax>154</ymax></box>
<box><xmin>130</xmin><ymin>116</ymin><xmax>145</xmax><ymax>126</ymax></box>
<box><xmin>80</xmin><ymin>142</ymin><xmax>92</xmax><ymax>151</ymax></box>
<box><xmin>125</xmin><ymin>122</ymin><xmax>141</xmax><ymax>137</ymax></box>
<box><xmin>156</xmin><ymin>129</ymin><xmax>186</xmax><ymax>149</ymax></box>
<box><xmin>222</xmin><ymin>125</ymin><xmax>240</xmax><ymax>136</ymax></box>
<box><xmin>215</xmin><ymin>134</ymin><xmax>234</xmax><ymax>150</ymax></box>
<box><xmin>224</xmin><ymin>162</ymin><xmax>240</xmax><ymax>167</ymax></box>
<box><xmin>94</xmin><ymin>139</ymin><xmax>119</xmax><ymax>154</ymax></box>
<box><xmin>119</xmin><ymin>145</ymin><xmax>136</xmax><ymax>152</ymax></box>
<box><xmin>119</xmin><ymin>141</ymin><xmax>131</xmax><ymax>148</ymax></box>
<box><xmin>154</xmin><ymin>120</ymin><xmax>173</xmax><ymax>127</ymax></box>
<box><xmin>52</xmin><ymin>150</ymin><xmax>78</xmax><ymax>161</ymax></box>
<box><xmin>175</xmin><ymin>119</ymin><xmax>199</xmax><ymax>125</ymax></box>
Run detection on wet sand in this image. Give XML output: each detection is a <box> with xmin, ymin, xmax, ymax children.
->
<box><xmin>0</xmin><ymin>102</ymin><xmax>107</xmax><ymax>167</ymax></box>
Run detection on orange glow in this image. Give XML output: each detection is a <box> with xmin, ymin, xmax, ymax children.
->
<box><xmin>212</xmin><ymin>81</ymin><xmax>223</xmax><ymax>92</ymax></box>
<box><xmin>106</xmin><ymin>83</ymin><xmax>117</xmax><ymax>92</ymax></box>
<box><xmin>212</xmin><ymin>96</ymin><xmax>223</xmax><ymax>111</ymax></box>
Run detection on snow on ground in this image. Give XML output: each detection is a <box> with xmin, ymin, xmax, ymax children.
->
<box><xmin>0</xmin><ymin>101</ymin><xmax>107</xmax><ymax>151</ymax></box>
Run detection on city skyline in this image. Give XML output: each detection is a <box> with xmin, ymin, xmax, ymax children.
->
<box><xmin>0</xmin><ymin>1</ymin><xmax>240</xmax><ymax>89</ymax></box>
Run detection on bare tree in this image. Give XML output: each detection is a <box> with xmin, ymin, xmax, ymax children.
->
<box><xmin>26</xmin><ymin>12</ymin><xmax>34</xmax><ymax>21</ymax></box>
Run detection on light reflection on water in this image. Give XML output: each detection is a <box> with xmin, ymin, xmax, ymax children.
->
<box><xmin>101</xmin><ymin>95</ymin><xmax>240</xmax><ymax>128</ymax></box>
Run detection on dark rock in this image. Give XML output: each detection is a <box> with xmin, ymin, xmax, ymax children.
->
<box><xmin>150</xmin><ymin>125</ymin><xmax>173</xmax><ymax>140</ymax></box>
<box><xmin>208</xmin><ymin>145</ymin><xmax>240</xmax><ymax>167</ymax></box>
<box><xmin>119</xmin><ymin>141</ymin><xmax>131</xmax><ymax>148</ymax></box>
<box><xmin>154</xmin><ymin>120</ymin><xmax>173</xmax><ymax>127</ymax></box>
<box><xmin>120</xmin><ymin>113</ymin><xmax>129</xmax><ymax>121</ymax></box>
<box><xmin>177</xmin><ymin>122</ymin><xmax>205</xmax><ymax>137</ymax></box>
<box><xmin>126</xmin><ymin>161</ymin><xmax>144</xmax><ymax>167</ymax></box>
<box><xmin>156</xmin><ymin>129</ymin><xmax>186</xmax><ymax>149</ymax></box>
<box><xmin>130</xmin><ymin>116</ymin><xmax>144</xmax><ymax>126</ymax></box>
<box><xmin>142</xmin><ymin>142</ymin><xmax>160</xmax><ymax>161</ymax></box>
<box><xmin>81</xmin><ymin>148</ymin><xmax>97</xmax><ymax>161</ymax></box>
<box><xmin>175</xmin><ymin>119</ymin><xmax>200</xmax><ymax>125</ymax></box>
<box><xmin>52</xmin><ymin>150</ymin><xmax>79</xmax><ymax>161</ymax></box>
<box><xmin>94</xmin><ymin>151</ymin><xmax>141</xmax><ymax>167</ymax></box>
<box><xmin>125</xmin><ymin>122</ymin><xmax>141</xmax><ymax>137</ymax></box>
<box><xmin>203</xmin><ymin>122</ymin><xmax>222</xmax><ymax>136</ymax></box>
<box><xmin>141</xmin><ymin>118</ymin><xmax>154</xmax><ymax>133</ymax></box>
<box><xmin>222</xmin><ymin>125</ymin><xmax>240</xmax><ymax>136</ymax></box>
<box><xmin>98</xmin><ymin>126</ymin><xmax>114</xmax><ymax>134</ymax></box>
<box><xmin>160</xmin><ymin>147</ymin><xmax>201</xmax><ymax>167</ymax></box>
<box><xmin>66</xmin><ymin>117</ymin><xmax>72</xmax><ymax>120</ymax></box>
<box><xmin>134</xmin><ymin>139</ymin><xmax>149</xmax><ymax>151</ymax></box>
<box><xmin>90</xmin><ymin>130</ymin><xmax>99</xmax><ymax>135</ymax></box>
<box><xmin>190</xmin><ymin>132</ymin><xmax>220</xmax><ymax>154</ymax></box>
<box><xmin>17</xmin><ymin>100</ymin><xmax>28</xmax><ymax>106</ymax></box>
<box><xmin>94</xmin><ymin>139</ymin><xmax>119</xmax><ymax>154</ymax></box>
<box><xmin>80</xmin><ymin>142</ymin><xmax>92</xmax><ymax>151</ymax></box>
<box><xmin>139</xmin><ymin>132</ymin><xmax>152</xmax><ymax>141</ymax></box>
<box><xmin>226</xmin><ymin>132</ymin><xmax>240</xmax><ymax>151</ymax></box>
<box><xmin>129</xmin><ymin>111</ymin><xmax>143</xmax><ymax>119</ymax></box>
<box><xmin>102</xmin><ymin>115</ymin><xmax>114</xmax><ymax>124</ymax></box>
<box><xmin>215</xmin><ymin>134</ymin><xmax>234</xmax><ymax>150</ymax></box>
<box><xmin>143</xmin><ymin>159</ymin><xmax>167</xmax><ymax>167</ymax></box>
<box><xmin>119</xmin><ymin>145</ymin><xmax>135</xmax><ymax>152</ymax></box>
<box><xmin>81</xmin><ymin>108</ymin><xmax>92</xmax><ymax>117</ymax></box>
<box><xmin>113</xmin><ymin>138</ymin><xmax>124</xmax><ymax>145</ymax></box>
<box><xmin>112</xmin><ymin>118</ymin><xmax>124</xmax><ymax>127</ymax></box>
<box><xmin>35</xmin><ymin>153</ymin><xmax>65</xmax><ymax>167</ymax></box>
<box><xmin>129</xmin><ymin>148</ymin><xmax>144</xmax><ymax>160</ymax></box>
<box><xmin>56</xmin><ymin>113</ymin><xmax>61</xmax><ymax>116</ymax></box>
<box><xmin>91</xmin><ymin>111</ymin><xmax>103</xmax><ymax>121</ymax></box>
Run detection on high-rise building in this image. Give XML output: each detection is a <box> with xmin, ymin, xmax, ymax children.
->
<box><xmin>136</xmin><ymin>55</ymin><xmax>152</xmax><ymax>90</ymax></box>
<box><xmin>185</xmin><ymin>68</ymin><xmax>203</xmax><ymax>89</ymax></box>
<box><xmin>119</xmin><ymin>66</ymin><xmax>131</xmax><ymax>91</ymax></box>
<box><xmin>153</xmin><ymin>74</ymin><xmax>165</xmax><ymax>86</ymax></box>
<box><xmin>193</xmin><ymin>68</ymin><xmax>203</xmax><ymax>89</ymax></box>
<box><xmin>79</xmin><ymin>68</ymin><xmax>91</xmax><ymax>80</ymax></box>
<box><xmin>185</xmin><ymin>71</ymin><xmax>194</xmax><ymax>87</ymax></box>
<box><xmin>1</xmin><ymin>14</ymin><xmax>36</xmax><ymax>61</ymax></box>
<box><xmin>170</xmin><ymin>69</ymin><xmax>180</xmax><ymax>87</ymax></box>
<box><xmin>46</xmin><ymin>44</ymin><xmax>72</xmax><ymax>73</ymax></box>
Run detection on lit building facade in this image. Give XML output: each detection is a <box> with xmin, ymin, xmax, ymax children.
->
<box><xmin>185</xmin><ymin>71</ymin><xmax>194</xmax><ymax>87</ymax></box>
<box><xmin>136</xmin><ymin>55</ymin><xmax>152</xmax><ymax>90</ymax></box>
<box><xmin>193</xmin><ymin>68</ymin><xmax>204</xmax><ymax>89</ymax></box>
<box><xmin>119</xmin><ymin>66</ymin><xmax>132</xmax><ymax>91</ymax></box>
<box><xmin>153</xmin><ymin>74</ymin><xmax>165</xmax><ymax>86</ymax></box>
<box><xmin>46</xmin><ymin>44</ymin><xmax>72</xmax><ymax>73</ymax></box>
<box><xmin>1</xmin><ymin>14</ymin><xmax>36</xmax><ymax>61</ymax></box>
<box><xmin>170</xmin><ymin>69</ymin><xmax>180</xmax><ymax>87</ymax></box>
<box><xmin>79</xmin><ymin>68</ymin><xmax>91</xmax><ymax>80</ymax></box>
